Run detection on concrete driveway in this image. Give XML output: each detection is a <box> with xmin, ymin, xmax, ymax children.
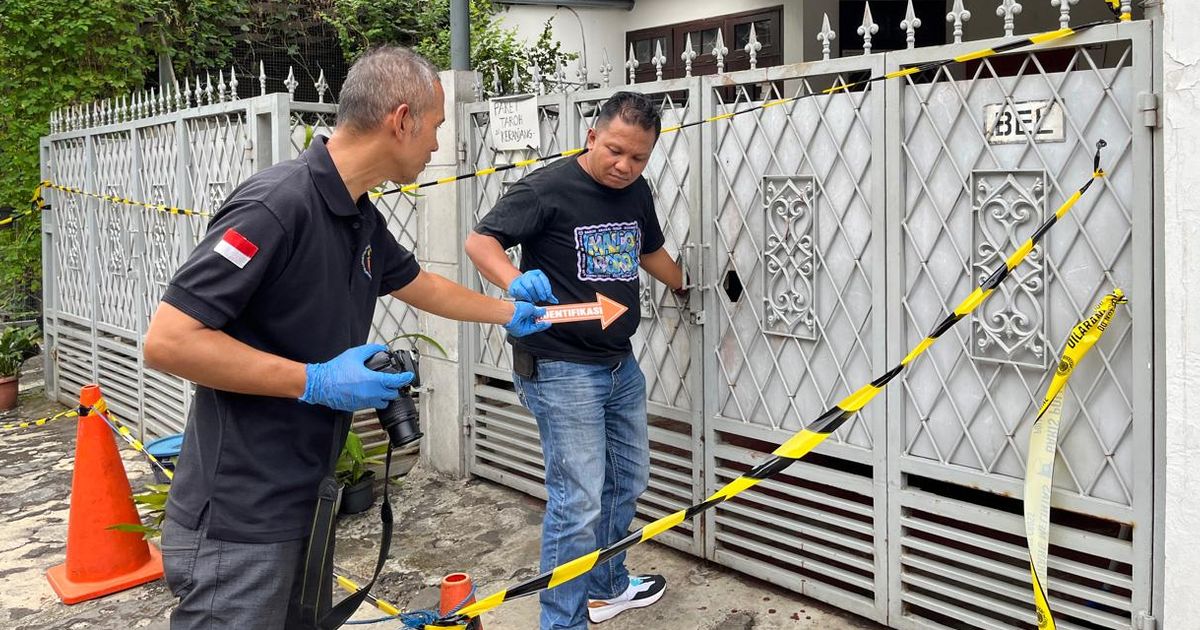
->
<box><xmin>1</xmin><ymin>388</ymin><xmax>882</xmax><ymax>630</ymax></box>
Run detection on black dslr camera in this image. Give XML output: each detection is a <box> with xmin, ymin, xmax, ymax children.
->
<box><xmin>364</xmin><ymin>348</ymin><xmax>422</xmax><ymax>448</ymax></box>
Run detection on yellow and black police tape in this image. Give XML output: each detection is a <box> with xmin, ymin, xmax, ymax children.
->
<box><xmin>1</xmin><ymin>408</ymin><xmax>79</xmax><ymax>431</ymax></box>
<box><xmin>13</xmin><ymin>8</ymin><xmax>1124</xmax><ymax>625</ymax></box>
<box><xmin>378</xmin><ymin>9</ymin><xmax>1123</xmax><ymax>199</ymax></box>
<box><xmin>25</xmin><ymin>5</ymin><xmax>1126</xmax><ymax>219</ymax></box>
<box><xmin>0</xmin><ymin>182</ymin><xmax>49</xmax><ymax>228</ymax></box>
<box><xmin>36</xmin><ymin>181</ymin><xmax>212</xmax><ymax>219</ymax></box>
<box><xmin>424</xmin><ymin>144</ymin><xmax>1110</xmax><ymax>627</ymax></box>
<box><xmin>334</xmin><ymin>571</ymin><xmax>402</xmax><ymax>616</ymax></box>
<box><xmin>1108</xmin><ymin>0</ymin><xmax>1132</xmax><ymax>22</ymax></box>
<box><xmin>84</xmin><ymin>396</ymin><xmax>175</xmax><ymax>481</ymax></box>
<box><xmin>0</xmin><ymin>205</ymin><xmax>41</xmax><ymax>228</ymax></box>
<box><xmin>0</xmin><ymin>381</ymin><xmax>175</xmax><ymax>484</ymax></box>
<box><xmin>1024</xmin><ymin>289</ymin><xmax>1126</xmax><ymax>630</ymax></box>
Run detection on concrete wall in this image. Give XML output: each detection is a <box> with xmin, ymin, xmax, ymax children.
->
<box><xmin>1161</xmin><ymin>0</ymin><xmax>1200</xmax><ymax>625</ymax></box>
<box><xmin>415</xmin><ymin>70</ymin><xmax>477</xmax><ymax>476</ymax></box>
<box><xmin>496</xmin><ymin>0</ymin><xmax>803</xmax><ymax>85</ymax></box>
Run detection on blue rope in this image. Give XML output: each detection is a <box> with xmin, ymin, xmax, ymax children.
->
<box><xmin>400</xmin><ymin>611</ymin><xmax>442</xmax><ymax>628</ymax></box>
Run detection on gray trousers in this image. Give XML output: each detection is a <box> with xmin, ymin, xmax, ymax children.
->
<box><xmin>161</xmin><ymin>511</ymin><xmax>324</xmax><ymax>630</ymax></box>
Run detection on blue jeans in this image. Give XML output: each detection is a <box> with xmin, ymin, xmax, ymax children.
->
<box><xmin>514</xmin><ymin>354</ymin><xmax>651</xmax><ymax>630</ymax></box>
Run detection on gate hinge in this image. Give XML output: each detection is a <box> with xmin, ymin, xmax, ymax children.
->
<box><xmin>1138</xmin><ymin>92</ymin><xmax>1159</xmax><ymax>128</ymax></box>
<box><xmin>1135</xmin><ymin>611</ymin><xmax>1157</xmax><ymax>630</ymax></box>
<box><xmin>457</xmin><ymin>141</ymin><xmax>468</xmax><ymax>165</ymax></box>
<box><xmin>462</xmin><ymin>411</ymin><xmax>473</xmax><ymax>437</ymax></box>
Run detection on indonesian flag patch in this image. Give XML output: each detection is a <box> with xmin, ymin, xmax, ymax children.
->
<box><xmin>214</xmin><ymin>228</ymin><xmax>258</xmax><ymax>269</ymax></box>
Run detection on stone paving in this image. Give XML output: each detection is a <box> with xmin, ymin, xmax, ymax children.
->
<box><xmin>1</xmin><ymin>386</ymin><xmax>882</xmax><ymax>630</ymax></box>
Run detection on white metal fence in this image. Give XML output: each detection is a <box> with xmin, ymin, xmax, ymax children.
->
<box><xmin>38</xmin><ymin>2</ymin><xmax>1160</xmax><ymax>627</ymax></box>
<box><xmin>463</xmin><ymin>9</ymin><xmax>1157</xmax><ymax>630</ymax></box>
<box><xmin>38</xmin><ymin>85</ymin><xmax>419</xmax><ymax>450</ymax></box>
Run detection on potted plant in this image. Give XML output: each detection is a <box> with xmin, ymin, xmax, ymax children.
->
<box><xmin>0</xmin><ymin>324</ymin><xmax>40</xmax><ymax>411</ymax></box>
<box><xmin>336</xmin><ymin>431</ymin><xmax>384</xmax><ymax>515</ymax></box>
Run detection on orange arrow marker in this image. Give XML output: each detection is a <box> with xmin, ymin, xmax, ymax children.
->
<box><xmin>538</xmin><ymin>293</ymin><xmax>628</xmax><ymax>330</ymax></box>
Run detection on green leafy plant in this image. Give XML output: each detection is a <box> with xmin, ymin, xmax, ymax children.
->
<box><xmin>385</xmin><ymin>332</ymin><xmax>448</xmax><ymax>358</ymax></box>
<box><xmin>336</xmin><ymin>430</ymin><xmax>384</xmax><ymax>486</ymax></box>
<box><xmin>0</xmin><ymin>0</ymin><xmax>160</xmax><ymax>319</ymax></box>
<box><xmin>140</xmin><ymin>0</ymin><xmax>251</xmax><ymax>76</ymax></box>
<box><xmin>2</xmin><ymin>1</ymin><xmax>575</xmax><ymax>320</ymax></box>
<box><xmin>0</xmin><ymin>325</ymin><xmax>40</xmax><ymax>378</ymax></box>
<box><xmin>109</xmin><ymin>483</ymin><xmax>170</xmax><ymax>539</ymax></box>
<box><xmin>319</xmin><ymin>0</ymin><xmax>575</xmax><ymax>93</ymax></box>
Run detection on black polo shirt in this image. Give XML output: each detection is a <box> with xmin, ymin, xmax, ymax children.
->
<box><xmin>161</xmin><ymin>136</ymin><xmax>421</xmax><ymax>543</ymax></box>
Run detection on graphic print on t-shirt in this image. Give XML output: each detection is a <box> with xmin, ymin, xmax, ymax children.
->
<box><xmin>575</xmin><ymin>221</ymin><xmax>641</xmax><ymax>282</ymax></box>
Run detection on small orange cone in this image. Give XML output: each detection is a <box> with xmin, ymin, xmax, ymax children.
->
<box><xmin>46</xmin><ymin>384</ymin><xmax>163</xmax><ymax>604</ymax></box>
<box><xmin>440</xmin><ymin>572</ymin><xmax>483</xmax><ymax>629</ymax></box>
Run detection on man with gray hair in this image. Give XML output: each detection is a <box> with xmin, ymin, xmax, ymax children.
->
<box><xmin>143</xmin><ymin>46</ymin><xmax>549</xmax><ymax>629</ymax></box>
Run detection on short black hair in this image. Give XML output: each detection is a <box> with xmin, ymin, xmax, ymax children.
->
<box><xmin>595</xmin><ymin>91</ymin><xmax>661</xmax><ymax>142</ymax></box>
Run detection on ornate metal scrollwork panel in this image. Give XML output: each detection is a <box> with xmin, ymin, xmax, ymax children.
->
<box><xmin>970</xmin><ymin>170</ymin><xmax>1049</xmax><ymax>368</ymax></box>
<box><xmin>762</xmin><ymin>175</ymin><xmax>817</xmax><ymax>340</ymax></box>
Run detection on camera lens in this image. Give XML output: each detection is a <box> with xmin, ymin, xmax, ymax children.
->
<box><xmin>365</xmin><ymin>349</ymin><xmax>423</xmax><ymax>448</ymax></box>
<box><xmin>378</xmin><ymin>397</ymin><xmax>422</xmax><ymax>447</ymax></box>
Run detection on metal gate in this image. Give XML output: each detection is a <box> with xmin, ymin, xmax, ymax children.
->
<box><xmin>464</xmin><ymin>20</ymin><xmax>1156</xmax><ymax>628</ymax></box>
<box><xmin>702</xmin><ymin>51</ymin><xmax>889</xmax><ymax>621</ymax></box>
<box><xmin>463</xmin><ymin>79</ymin><xmax>709</xmax><ymax>557</ymax></box>
<box><xmin>884</xmin><ymin>21</ymin><xmax>1154</xmax><ymax>629</ymax></box>
<box><xmin>40</xmin><ymin>90</ymin><xmax>419</xmax><ymax>449</ymax></box>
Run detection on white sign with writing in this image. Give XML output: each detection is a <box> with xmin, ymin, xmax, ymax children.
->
<box><xmin>489</xmin><ymin>95</ymin><xmax>541</xmax><ymax>152</ymax></box>
<box><xmin>983</xmin><ymin>99</ymin><xmax>1065</xmax><ymax>145</ymax></box>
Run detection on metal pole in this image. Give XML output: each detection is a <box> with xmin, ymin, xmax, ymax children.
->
<box><xmin>451</xmin><ymin>0</ymin><xmax>470</xmax><ymax>71</ymax></box>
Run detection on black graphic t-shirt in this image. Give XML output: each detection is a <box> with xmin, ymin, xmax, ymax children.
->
<box><xmin>474</xmin><ymin>156</ymin><xmax>665</xmax><ymax>364</ymax></box>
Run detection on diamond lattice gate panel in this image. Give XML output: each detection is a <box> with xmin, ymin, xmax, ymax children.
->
<box><xmin>137</xmin><ymin>120</ymin><xmax>192</xmax><ymax>440</ymax></box>
<box><xmin>464</xmin><ymin>83</ymin><xmax>707</xmax><ymax>557</ymax></box>
<box><xmin>464</xmin><ymin>94</ymin><xmax>570</xmax><ymax>496</ymax></box>
<box><xmin>284</xmin><ymin>102</ymin><xmax>421</xmax><ymax>452</ymax></box>
<box><xmin>41</xmin><ymin>97</ymin><xmax>308</xmax><ymax>441</ymax></box>
<box><xmin>573</xmin><ymin>81</ymin><xmax>705</xmax><ymax>557</ymax></box>
<box><xmin>702</xmin><ymin>56</ymin><xmax>889</xmax><ymax>622</ymax></box>
<box><xmin>884</xmin><ymin>22</ymin><xmax>1155</xmax><ymax>630</ymax></box>
<box><xmin>44</xmin><ymin>136</ymin><xmax>96</xmax><ymax>405</ymax></box>
<box><xmin>463</xmin><ymin>26</ymin><xmax>1157</xmax><ymax>625</ymax></box>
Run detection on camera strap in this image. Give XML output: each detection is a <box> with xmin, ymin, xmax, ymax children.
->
<box><xmin>299</xmin><ymin>415</ymin><xmax>396</xmax><ymax>629</ymax></box>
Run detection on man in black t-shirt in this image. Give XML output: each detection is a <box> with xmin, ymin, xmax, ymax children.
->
<box><xmin>142</xmin><ymin>46</ymin><xmax>548</xmax><ymax>630</ymax></box>
<box><xmin>466</xmin><ymin>92</ymin><xmax>686</xmax><ymax>630</ymax></box>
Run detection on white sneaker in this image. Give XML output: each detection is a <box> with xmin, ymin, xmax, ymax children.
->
<box><xmin>586</xmin><ymin>574</ymin><xmax>667</xmax><ymax>623</ymax></box>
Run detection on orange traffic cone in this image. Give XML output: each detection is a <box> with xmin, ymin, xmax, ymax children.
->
<box><xmin>440</xmin><ymin>572</ymin><xmax>483</xmax><ymax>629</ymax></box>
<box><xmin>46</xmin><ymin>384</ymin><xmax>163</xmax><ymax>604</ymax></box>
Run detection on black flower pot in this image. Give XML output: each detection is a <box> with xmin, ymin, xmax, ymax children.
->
<box><xmin>339</xmin><ymin>470</ymin><xmax>376</xmax><ymax>515</ymax></box>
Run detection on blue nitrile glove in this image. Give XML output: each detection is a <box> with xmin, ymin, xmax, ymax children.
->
<box><xmin>299</xmin><ymin>344</ymin><xmax>415</xmax><ymax>412</ymax></box>
<box><xmin>506</xmin><ymin>301</ymin><xmax>550</xmax><ymax>337</ymax></box>
<box><xmin>507</xmin><ymin>270</ymin><xmax>559</xmax><ymax>304</ymax></box>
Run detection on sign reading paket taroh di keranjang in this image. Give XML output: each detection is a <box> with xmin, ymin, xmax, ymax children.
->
<box><xmin>489</xmin><ymin>94</ymin><xmax>541</xmax><ymax>152</ymax></box>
